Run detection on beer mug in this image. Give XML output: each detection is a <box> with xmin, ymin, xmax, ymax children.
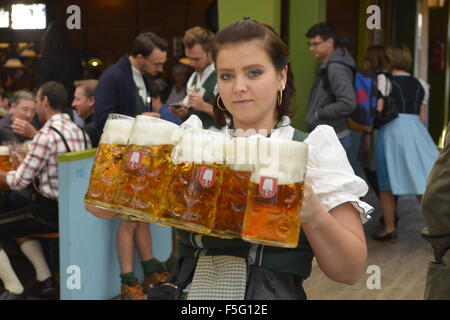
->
<box><xmin>10</xmin><ymin>143</ymin><xmax>27</xmax><ymax>170</ymax></box>
<box><xmin>164</xmin><ymin>128</ymin><xmax>225</xmax><ymax>234</ymax></box>
<box><xmin>113</xmin><ymin>115</ymin><xmax>179</xmax><ymax>223</ymax></box>
<box><xmin>84</xmin><ymin>114</ymin><xmax>134</xmax><ymax>219</ymax></box>
<box><xmin>212</xmin><ymin>136</ymin><xmax>256</xmax><ymax>239</ymax></box>
<box><xmin>0</xmin><ymin>146</ymin><xmax>11</xmax><ymax>191</ymax></box>
<box><xmin>241</xmin><ymin>137</ymin><xmax>308</xmax><ymax>248</ymax></box>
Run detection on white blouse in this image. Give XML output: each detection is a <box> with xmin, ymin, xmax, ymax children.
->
<box><xmin>303</xmin><ymin>125</ymin><xmax>374</xmax><ymax>223</ymax></box>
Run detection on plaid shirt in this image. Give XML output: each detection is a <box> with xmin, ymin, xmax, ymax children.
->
<box><xmin>7</xmin><ymin>113</ymin><xmax>91</xmax><ymax>199</ymax></box>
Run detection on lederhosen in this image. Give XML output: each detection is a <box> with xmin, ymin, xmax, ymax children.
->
<box><xmin>0</xmin><ymin>126</ymin><xmax>87</xmax><ymax>238</ymax></box>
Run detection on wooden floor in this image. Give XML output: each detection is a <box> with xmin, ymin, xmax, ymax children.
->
<box><xmin>303</xmin><ymin>191</ymin><xmax>433</xmax><ymax>300</ymax></box>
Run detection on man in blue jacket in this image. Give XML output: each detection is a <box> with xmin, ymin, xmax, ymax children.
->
<box><xmin>93</xmin><ymin>32</ymin><xmax>169</xmax><ymax>300</ymax></box>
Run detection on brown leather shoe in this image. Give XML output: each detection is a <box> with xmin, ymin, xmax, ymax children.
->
<box><xmin>121</xmin><ymin>282</ymin><xmax>145</xmax><ymax>300</ymax></box>
<box><xmin>143</xmin><ymin>272</ymin><xmax>170</xmax><ymax>291</ymax></box>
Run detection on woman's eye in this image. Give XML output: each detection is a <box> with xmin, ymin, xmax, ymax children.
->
<box><xmin>248</xmin><ymin>69</ymin><xmax>262</xmax><ymax>78</ymax></box>
<box><xmin>220</xmin><ymin>73</ymin><xmax>233</xmax><ymax>80</ymax></box>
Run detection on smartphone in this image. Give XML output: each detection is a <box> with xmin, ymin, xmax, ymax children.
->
<box><xmin>170</xmin><ymin>103</ymin><xmax>183</xmax><ymax>110</ymax></box>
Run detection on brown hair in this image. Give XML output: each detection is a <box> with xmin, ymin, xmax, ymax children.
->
<box><xmin>211</xmin><ymin>18</ymin><xmax>295</xmax><ymax>129</ymax></box>
<box><xmin>385</xmin><ymin>44</ymin><xmax>412</xmax><ymax>72</ymax></box>
<box><xmin>365</xmin><ymin>45</ymin><xmax>388</xmax><ymax>72</ymax></box>
<box><xmin>74</xmin><ymin>79</ymin><xmax>98</xmax><ymax>99</ymax></box>
<box><xmin>183</xmin><ymin>26</ymin><xmax>215</xmax><ymax>52</ymax></box>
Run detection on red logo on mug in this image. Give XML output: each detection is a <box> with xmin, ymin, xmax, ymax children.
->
<box><xmin>127</xmin><ymin>150</ymin><xmax>143</xmax><ymax>169</ymax></box>
<box><xmin>259</xmin><ymin>177</ymin><xmax>278</xmax><ymax>198</ymax></box>
<box><xmin>199</xmin><ymin>166</ymin><xmax>217</xmax><ymax>188</ymax></box>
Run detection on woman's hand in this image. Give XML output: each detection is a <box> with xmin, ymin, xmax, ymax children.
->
<box><xmin>301</xmin><ymin>182</ymin><xmax>327</xmax><ymax>226</ymax></box>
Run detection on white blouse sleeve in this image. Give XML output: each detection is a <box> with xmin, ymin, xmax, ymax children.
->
<box><xmin>304</xmin><ymin>125</ymin><xmax>374</xmax><ymax>223</ymax></box>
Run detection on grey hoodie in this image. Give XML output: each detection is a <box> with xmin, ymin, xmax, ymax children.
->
<box><xmin>306</xmin><ymin>47</ymin><xmax>356</xmax><ymax>137</ymax></box>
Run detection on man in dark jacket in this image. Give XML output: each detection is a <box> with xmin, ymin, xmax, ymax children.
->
<box><xmin>94</xmin><ymin>32</ymin><xmax>167</xmax><ymax>131</ymax></box>
<box><xmin>72</xmin><ymin>80</ymin><xmax>100</xmax><ymax>147</ymax></box>
<box><xmin>421</xmin><ymin>122</ymin><xmax>450</xmax><ymax>300</ymax></box>
<box><xmin>0</xmin><ymin>90</ymin><xmax>39</xmax><ymax>144</ymax></box>
<box><xmin>93</xmin><ymin>32</ymin><xmax>170</xmax><ymax>300</ymax></box>
<box><xmin>305</xmin><ymin>22</ymin><xmax>356</xmax><ymax>151</ymax></box>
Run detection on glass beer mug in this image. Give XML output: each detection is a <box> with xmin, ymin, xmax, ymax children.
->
<box><xmin>241</xmin><ymin>137</ymin><xmax>308</xmax><ymax>248</ymax></box>
<box><xmin>0</xmin><ymin>146</ymin><xmax>11</xmax><ymax>191</ymax></box>
<box><xmin>113</xmin><ymin>115</ymin><xmax>179</xmax><ymax>223</ymax></box>
<box><xmin>164</xmin><ymin>128</ymin><xmax>225</xmax><ymax>234</ymax></box>
<box><xmin>84</xmin><ymin>113</ymin><xmax>134</xmax><ymax>219</ymax></box>
<box><xmin>212</xmin><ymin>136</ymin><xmax>255</xmax><ymax>239</ymax></box>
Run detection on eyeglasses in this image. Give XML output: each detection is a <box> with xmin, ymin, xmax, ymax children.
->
<box><xmin>309</xmin><ymin>40</ymin><xmax>324</xmax><ymax>48</ymax></box>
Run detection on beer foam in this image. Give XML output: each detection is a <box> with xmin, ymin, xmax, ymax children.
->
<box><xmin>0</xmin><ymin>146</ymin><xmax>10</xmax><ymax>156</ymax></box>
<box><xmin>250</xmin><ymin>138</ymin><xmax>308</xmax><ymax>185</ymax></box>
<box><xmin>128</xmin><ymin>115</ymin><xmax>180</xmax><ymax>146</ymax></box>
<box><xmin>175</xmin><ymin>128</ymin><xmax>225</xmax><ymax>164</ymax></box>
<box><xmin>100</xmin><ymin>118</ymin><xmax>134</xmax><ymax>145</ymax></box>
<box><xmin>224</xmin><ymin>136</ymin><xmax>258</xmax><ymax>172</ymax></box>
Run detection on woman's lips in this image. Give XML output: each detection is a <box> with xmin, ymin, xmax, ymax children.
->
<box><xmin>232</xmin><ymin>99</ymin><xmax>253</xmax><ymax>106</ymax></box>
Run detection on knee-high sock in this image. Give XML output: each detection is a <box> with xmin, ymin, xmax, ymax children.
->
<box><xmin>0</xmin><ymin>249</ymin><xmax>24</xmax><ymax>294</ymax></box>
<box><xmin>20</xmin><ymin>240</ymin><xmax>52</xmax><ymax>282</ymax></box>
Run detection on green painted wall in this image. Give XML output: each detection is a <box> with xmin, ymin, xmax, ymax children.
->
<box><xmin>218</xmin><ymin>0</ymin><xmax>281</xmax><ymax>32</ymax></box>
<box><xmin>288</xmin><ymin>0</ymin><xmax>326</xmax><ymax>130</ymax></box>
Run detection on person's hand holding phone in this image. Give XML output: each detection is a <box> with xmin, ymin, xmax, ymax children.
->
<box><xmin>170</xmin><ymin>102</ymin><xmax>189</xmax><ymax>120</ymax></box>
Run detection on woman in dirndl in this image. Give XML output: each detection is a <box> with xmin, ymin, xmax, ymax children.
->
<box><xmin>373</xmin><ymin>44</ymin><xmax>439</xmax><ymax>242</ymax></box>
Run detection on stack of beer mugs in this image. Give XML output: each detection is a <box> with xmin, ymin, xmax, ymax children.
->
<box><xmin>84</xmin><ymin>113</ymin><xmax>134</xmax><ymax>219</ymax></box>
<box><xmin>241</xmin><ymin>137</ymin><xmax>308</xmax><ymax>248</ymax></box>
<box><xmin>84</xmin><ymin>114</ymin><xmax>309</xmax><ymax>248</ymax></box>
<box><xmin>0</xmin><ymin>146</ymin><xmax>11</xmax><ymax>191</ymax></box>
<box><xmin>113</xmin><ymin>115</ymin><xmax>179</xmax><ymax>223</ymax></box>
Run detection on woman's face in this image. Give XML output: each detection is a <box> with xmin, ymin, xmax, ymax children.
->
<box><xmin>216</xmin><ymin>40</ymin><xmax>287</xmax><ymax>130</ymax></box>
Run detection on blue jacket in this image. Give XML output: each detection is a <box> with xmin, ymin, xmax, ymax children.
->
<box><xmin>157</xmin><ymin>104</ymin><xmax>183</xmax><ymax>125</ymax></box>
<box><xmin>94</xmin><ymin>55</ymin><xmax>151</xmax><ymax>131</ymax></box>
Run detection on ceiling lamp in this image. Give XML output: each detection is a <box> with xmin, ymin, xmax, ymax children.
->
<box><xmin>428</xmin><ymin>0</ymin><xmax>446</xmax><ymax>8</ymax></box>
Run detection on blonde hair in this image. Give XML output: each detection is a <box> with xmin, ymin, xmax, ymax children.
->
<box><xmin>385</xmin><ymin>44</ymin><xmax>412</xmax><ymax>72</ymax></box>
<box><xmin>74</xmin><ymin>79</ymin><xmax>98</xmax><ymax>99</ymax></box>
<box><xmin>183</xmin><ymin>26</ymin><xmax>215</xmax><ymax>51</ymax></box>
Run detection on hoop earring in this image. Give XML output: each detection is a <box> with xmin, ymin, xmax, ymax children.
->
<box><xmin>217</xmin><ymin>95</ymin><xmax>227</xmax><ymax>111</ymax></box>
<box><xmin>277</xmin><ymin>90</ymin><xmax>283</xmax><ymax>107</ymax></box>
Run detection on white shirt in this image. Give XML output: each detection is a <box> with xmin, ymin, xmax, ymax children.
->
<box><xmin>131</xmin><ymin>65</ymin><xmax>147</xmax><ymax>104</ymax></box>
<box><xmin>183</xmin><ymin>63</ymin><xmax>218</xmax><ymax>107</ymax></box>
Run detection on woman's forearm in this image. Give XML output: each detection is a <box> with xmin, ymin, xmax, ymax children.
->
<box><xmin>302</xmin><ymin>202</ymin><xmax>367</xmax><ymax>285</ymax></box>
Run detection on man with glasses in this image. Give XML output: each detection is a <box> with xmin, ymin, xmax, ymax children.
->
<box><xmin>305</xmin><ymin>22</ymin><xmax>356</xmax><ymax>152</ymax></box>
<box><xmin>0</xmin><ymin>90</ymin><xmax>39</xmax><ymax>144</ymax></box>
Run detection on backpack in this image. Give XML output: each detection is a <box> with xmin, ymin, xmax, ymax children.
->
<box><xmin>322</xmin><ymin>62</ymin><xmax>378</xmax><ymax>131</ymax></box>
<box><xmin>373</xmin><ymin>72</ymin><xmax>399</xmax><ymax>128</ymax></box>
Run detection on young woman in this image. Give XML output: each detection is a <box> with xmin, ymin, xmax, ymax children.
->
<box><xmin>373</xmin><ymin>44</ymin><xmax>439</xmax><ymax>242</ymax></box>
<box><xmin>164</xmin><ymin>19</ymin><xmax>372</xmax><ymax>300</ymax></box>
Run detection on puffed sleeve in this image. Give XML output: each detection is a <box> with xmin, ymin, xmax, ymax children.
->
<box><xmin>304</xmin><ymin>125</ymin><xmax>374</xmax><ymax>223</ymax></box>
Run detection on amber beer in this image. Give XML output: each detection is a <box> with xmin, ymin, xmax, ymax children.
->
<box><xmin>0</xmin><ymin>146</ymin><xmax>11</xmax><ymax>191</ymax></box>
<box><xmin>113</xmin><ymin>116</ymin><xmax>179</xmax><ymax>223</ymax></box>
<box><xmin>84</xmin><ymin>114</ymin><xmax>134</xmax><ymax>219</ymax></box>
<box><xmin>212</xmin><ymin>137</ymin><xmax>255</xmax><ymax>239</ymax></box>
<box><xmin>242</xmin><ymin>137</ymin><xmax>308</xmax><ymax>248</ymax></box>
<box><xmin>164</xmin><ymin>129</ymin><xmax>225</xmax><ymax>234</ymax></box>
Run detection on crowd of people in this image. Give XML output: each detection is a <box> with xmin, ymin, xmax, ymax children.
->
<box><xmin>0</xmin><ymin>17</ymin><xmax>446</xmax><ymax>300</ymax></box>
